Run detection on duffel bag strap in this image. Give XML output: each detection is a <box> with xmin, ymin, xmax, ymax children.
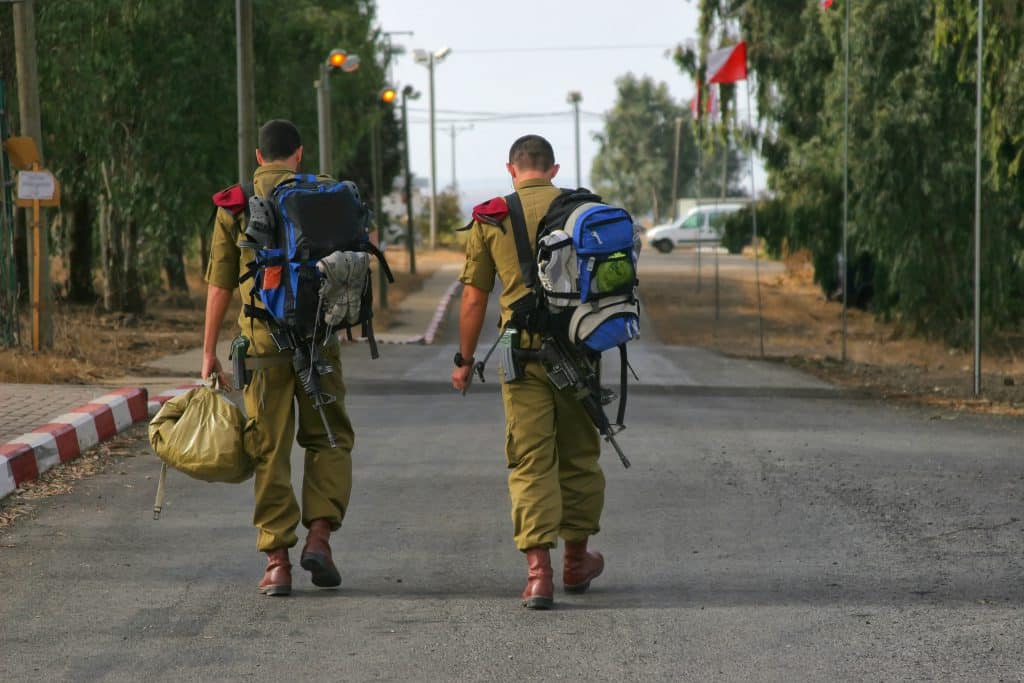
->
<box><xmin>152</xmin><ymin>463</ymin><xmax>168</xmax><ymax>520</ymax></box>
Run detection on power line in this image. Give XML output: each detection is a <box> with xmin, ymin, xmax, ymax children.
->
<box><xmin>407</xmin><ymin>107</ymin><xmax>604</xmax><ymax>119</ymax></box>
<box><xmin>452</xmin><ymin>43</ymin><xmax>673</xmax><ymax>54</ymax></box>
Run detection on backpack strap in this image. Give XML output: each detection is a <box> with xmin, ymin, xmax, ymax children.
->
<box><xmin>505</xmin><ymin>192</ymin><xmax>537</xmax><ymax>290</ymax></box>
<box><xmin>364</xmin><ymin>242</ymin><xmax>395</xmax><ymax>283</ymax></box>
<box><xmin>362</xmin><ymin>319</ymin><xmax>380</xmax><ymax>359</ymax></box>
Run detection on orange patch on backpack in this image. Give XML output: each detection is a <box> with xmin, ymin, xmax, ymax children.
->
<box><xmin>262</xmin><ymin>265</ymin><xmax>283</xmax><ymax>290</ymax></box>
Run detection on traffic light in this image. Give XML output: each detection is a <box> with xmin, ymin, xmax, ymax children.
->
<box><xmin>327</xmin><ymin>49</ymin><xmax>347</xmax><ymax>70</ymax></box>
<box><xmin>379</xmin><ymin>86</ymin><xmax>398</xmax><ymax>105</ymax></box>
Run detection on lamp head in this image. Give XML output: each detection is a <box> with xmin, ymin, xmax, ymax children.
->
<box><xmin>341</xmin><ymin>55</ymin><xmax>360</xmax><ymax>73</ymax></box>
<box><xmin>434</xmin><ymin>46</ymin><xmax>452</xmax><ymax>61</ymax></box>
<box><xmin>327</xmin><ymin>49</ymin><xmax>347</xmax><ymax>69</ymax></box>
<box><xmin>412</xmin><ymin>48</ymin><xmax>429</xmax><ymax>64</ymax></box>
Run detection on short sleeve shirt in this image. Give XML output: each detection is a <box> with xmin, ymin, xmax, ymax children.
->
<box><xmin>459</xmin><ymin>178</ymin><xmax>562</xmax><ymax>327</ymax></box>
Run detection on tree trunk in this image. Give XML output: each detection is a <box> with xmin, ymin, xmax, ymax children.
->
<box><xmin>67</xmin><ymin>194</ymin><xmax>97</xmax><ymax>303</ymax></box>
<box><xmin>122</xmin><ymin>218</ymin><xmax>144</xmax><ymax>314</ymax></box>
<box><xmin>98</xmin><ymin>189</ymin><xmax>123</xmax><ymax>312</ymax></box>
<box><xmin>164</xmin><ymin>234</ymin><xmax>189</xmax><ymax>293</ymax></box>
<box><xmin>14</xmin><ymin>210</ymin><xmax>28</xmax><ymax>303</ymax></box>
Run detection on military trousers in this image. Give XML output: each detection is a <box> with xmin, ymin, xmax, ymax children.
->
<box><xmin>500</xmin><ymin>361</ymin><xmax>605</xmax><ymax>551</ymax></box>
<box><xmin>242</xmin><ymin>343</ymin><xmax>355</xmax><ymax>552</ymax></box>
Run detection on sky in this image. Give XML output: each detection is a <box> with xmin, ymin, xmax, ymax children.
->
<box><xmin>375</xmin><ymin>0</ymin><xmax>704</xmax><ymax>206</ymax></box>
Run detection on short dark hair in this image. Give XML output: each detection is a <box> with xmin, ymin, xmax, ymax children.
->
<box><xmin>508</xmin><ymin>134</ymin><xmax>555</xmax><ymax>171</ymax></box>
<box><xmin>258</xmin><ymin>119</ymin><xmax>302</xmax><ymax>161</ymax></box>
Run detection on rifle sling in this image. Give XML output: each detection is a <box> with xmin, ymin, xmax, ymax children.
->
<box><xmin>504</xmin><ymin>192</ymin><xmax>537</xmax><ymax>290</ymax></box>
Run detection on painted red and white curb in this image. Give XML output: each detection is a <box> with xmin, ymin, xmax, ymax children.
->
<box><xmin>343</xmin><ymin>279</ymin><xmax>462</xmax><ymax>347</ymax></box>
<box><xmin>0</xmin><ymin>387</ymin><xmax>149</xmax><ymax>500</ymax></box>
<box><xmin>423</xmin><ymin>280</ymin><xmax>462</xmax><ymax>345</ymax></box>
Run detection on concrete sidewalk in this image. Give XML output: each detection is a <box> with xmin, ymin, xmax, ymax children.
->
<box><xmin>0</xmin><ymin>265</ymin><xmax>465</xmax><ymax>500</ymax></box>
<box><xmin>137</xmin><ymin>262</ymin><xmax>463</xmax><ymax>390</ymax></box>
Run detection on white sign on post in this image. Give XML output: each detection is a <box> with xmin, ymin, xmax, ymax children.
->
<box><xmin>17</xmin><ymin>171</ymin><xmax>57</xmax><ymax>201</ymax></box>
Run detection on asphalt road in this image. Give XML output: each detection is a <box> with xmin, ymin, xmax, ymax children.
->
<box><xmin>2</xmin><ymin>290</ymin><xmax>1024</xmax><ymax>681</ymax></box>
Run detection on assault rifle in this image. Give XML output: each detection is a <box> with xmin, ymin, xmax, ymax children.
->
<box><xmin>266</xmin><ymin>328</ymin><xmax>339</xmax><ymax>449</ymax></box>
<box><xmin>521</xmin><ymin>337</ymin><xmax>631</xmax><ymax>469</ymax></box>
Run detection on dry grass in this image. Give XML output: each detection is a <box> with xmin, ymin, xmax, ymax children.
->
<box><xmin>0</xmin><ymin>249</ymin><xmax>461</xmax><ymax>385</ymax></box>
<box><xmin>642</xmin><ymin>249</ymin><xmax>1024</xmax><ymax>413</ymax></box>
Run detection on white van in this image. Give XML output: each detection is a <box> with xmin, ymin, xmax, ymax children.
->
<box><xmin>646</xmin><ymin>203</ymin><xmax>745</xmax><ymax>254</ymax></box>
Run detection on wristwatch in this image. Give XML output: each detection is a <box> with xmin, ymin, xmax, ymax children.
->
<box><xmin>453</xmin><ymin>351</ymin><xmax>474</xmax><ymax>368</ymax></box>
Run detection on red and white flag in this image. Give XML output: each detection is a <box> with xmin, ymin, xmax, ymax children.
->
<box><xmin>689</xmin><ymin>83</ymin><xmax>719</xmax><ymax>120</ymax></box>
<box><xmin>821</xmin><ymin>0</ymin><xmax>834</xmax><ymax>7</ymax></box>
<box><xmin>705</xmin><ymin>41</ymin><xmax>748</xmax><ymax>84</ymax></box>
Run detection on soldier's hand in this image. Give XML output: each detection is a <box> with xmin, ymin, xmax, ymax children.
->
<box><xmin>201</xmin><ymin>354</ymin><xmax>223</xmax><ymax>382</ymax></box>
<box><xmin>451</xmin><ymin>365</ymin><xmax>473</xmax><ymax>393</ymax></box>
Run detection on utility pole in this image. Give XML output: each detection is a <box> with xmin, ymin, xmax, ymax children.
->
<box><xmin>413</xmin><ymin>47</ymin><xmax>451</xmax><ymax>249</ymax></box>
<box><xmin>370</xmin><ymin>115</ymin><xmax>387</xmax><ymax>309</ymax></box>
<box><xmin>401</xmin><ymin>87</ymin><xmax>418</xmax><ymax>274</ymax></box>
<box><xmin>428</xmin><ymin>54</ymin><xmax>438</xmax><ymax>249</ymax></box>
<box><xmin>236</xmin><ymin>0</ymin><xmax>256</xmax><ymax>183</ymax></box>
<box><xmin>567</xmin><ymin>91</ymin><xmax>583</xmax><ymax>187</ymax></box>
<box><xmin>13</xmin><ymin>0</ymin><xmax>51</xmax><ymax>347</ymax></box>
<box><xmin>316</xmin><ymin>64</ymin><xmax>332</xmax><ymax>174</ymax></box>
<box><xmin>447</xmin><ymin>123</ymin><xmax>473</xmax><ymax>193</ymax></box>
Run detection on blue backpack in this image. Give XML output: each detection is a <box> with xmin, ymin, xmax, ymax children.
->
<box><xmin>239</xmin><ymin>174</ymin><xmax>392</xmax><ymax>357</ymax></box>
<box><xmin>507</xmin><ymin>188</ymin><xmax>641</xmax><ymax>423</ymax></box>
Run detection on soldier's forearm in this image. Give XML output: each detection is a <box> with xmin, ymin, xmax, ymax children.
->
<box><xmin>458</xmin><ymin>285</ymin><xmax>488</xmax><ymax>358</ymax></box>
<box><xmin>203</xmin><ymin>285</ymin><xmax>234</xmax><ymax>356</ymax></box>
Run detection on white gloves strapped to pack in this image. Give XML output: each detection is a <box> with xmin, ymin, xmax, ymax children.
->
<box><xmin>317</xmin><ymin>251</ymin><xmax>370</xmax><ymax>327</ymax></box>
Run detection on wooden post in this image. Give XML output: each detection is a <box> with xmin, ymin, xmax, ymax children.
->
<box><xmin>13</xmin><ymin>0</ymin><xmax>52</xmax><ymax>348</ymax></box>
<box><xmin>30</xmin><ymin>161</ymin><xmax>40</xmax><ymax>351</ymax></box>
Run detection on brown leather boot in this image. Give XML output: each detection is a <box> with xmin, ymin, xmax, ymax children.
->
<box><xmin>300</xmin><ymin>518</ymin><xmax>341</xmax><ymax>588</ymax></box>
<box><xmin>521</xmin><ymin>547</ymin><xmax>554</xmax><ymax>610</ymax></box>
<box><xmin>257</xmin><ymin>548</ymin><xmax>292</xmax><ymax>596</ymax></box>
<box><xmin>563</xmin><ymin>538</ymin><xmax>604</xmax><ymax>593</ymax></box>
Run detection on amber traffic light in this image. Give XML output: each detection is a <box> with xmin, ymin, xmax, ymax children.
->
<box><xmin>379</xmin><ymin>86</ymin><xmax>398</xmax><ymax>104</ymax></box>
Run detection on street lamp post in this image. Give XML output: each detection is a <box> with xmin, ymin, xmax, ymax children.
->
<box><xmin>401</xmin><ymin>85</ymin><xmax>420</xmax><ymax>274</ymax></box>
<box><xmin>315</xmin><ymin>49</ymin><xmax>360</xmax><ymax>175</ymax></box>
<box><xmin>414</xmin><ymin>47</ymin><xmax>452</xmax><ymax>250</ymax></box>
<box><xmin>567</xmin><ymin>91</ymin><xmax>583</xmax><ymax>188</ymax></box>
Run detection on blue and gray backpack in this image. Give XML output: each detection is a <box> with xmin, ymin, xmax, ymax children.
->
<box><xmin>506</xmin><ymin>188</ymin><xmax>641</xmax><ymax>419</ymax></box>
<box><xmin>239</xmin><ymin>174</ymin><xmax>392</xmax><ymax>357</ymax></box>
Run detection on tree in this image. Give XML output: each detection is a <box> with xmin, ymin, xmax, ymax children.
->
<box><xmin>3</xmin><ymin>0</ymin><xmax>401</xmax><ymax>314</ymax></box>
<box><xmin>591</xmin><ymin>73</ymin><xmax>740</xmax><ymax>224</ymax></box>
<box><xmin>416</xmin><ymin>188</ymin><xmax>463</xmax><ymax>247</ymax></box>
<box><xmin>691</xmin><ymin>0</ymin><xmax>1024</xmax><ymax>343</ymax></box>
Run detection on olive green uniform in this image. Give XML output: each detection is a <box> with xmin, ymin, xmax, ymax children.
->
<box><xmin>460</xmin><ymin>178</ymin><xmax>605</xmax><ymax>551</ymax></box>
<box><xmin>205</xmin><ymin>163</ymin><xmax>355</xmax><ymax>552</ymax></box>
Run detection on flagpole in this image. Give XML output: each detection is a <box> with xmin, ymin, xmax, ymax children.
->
<box><xmin>841</xmin><ymin>0</ymin><xmax>850</xmax><ymax>364</ymax></box>
<box><xmin>746</xmin><ymin>77</ymin><xmax>765</xmax><ymax>357</ymax></box>
<box><xmin>973</xmin><ymin>0</ymin><xmax>983</xmax><ymax>396</ymax></box>
<box><xmin>714</xmin><ymin>84</ymin><xmax>725</xmax><ymax>324</ymax></box>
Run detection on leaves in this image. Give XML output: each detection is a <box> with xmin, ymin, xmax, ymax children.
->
<box><xmin>591</xmin><ymin>73</ymin><xmax>741</xmax><ymax>222</ymax></box>
<box><xmin>695</xmin><ymin>0</ymin><xmax>1024</xmax><ymax>344</ymax></box>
